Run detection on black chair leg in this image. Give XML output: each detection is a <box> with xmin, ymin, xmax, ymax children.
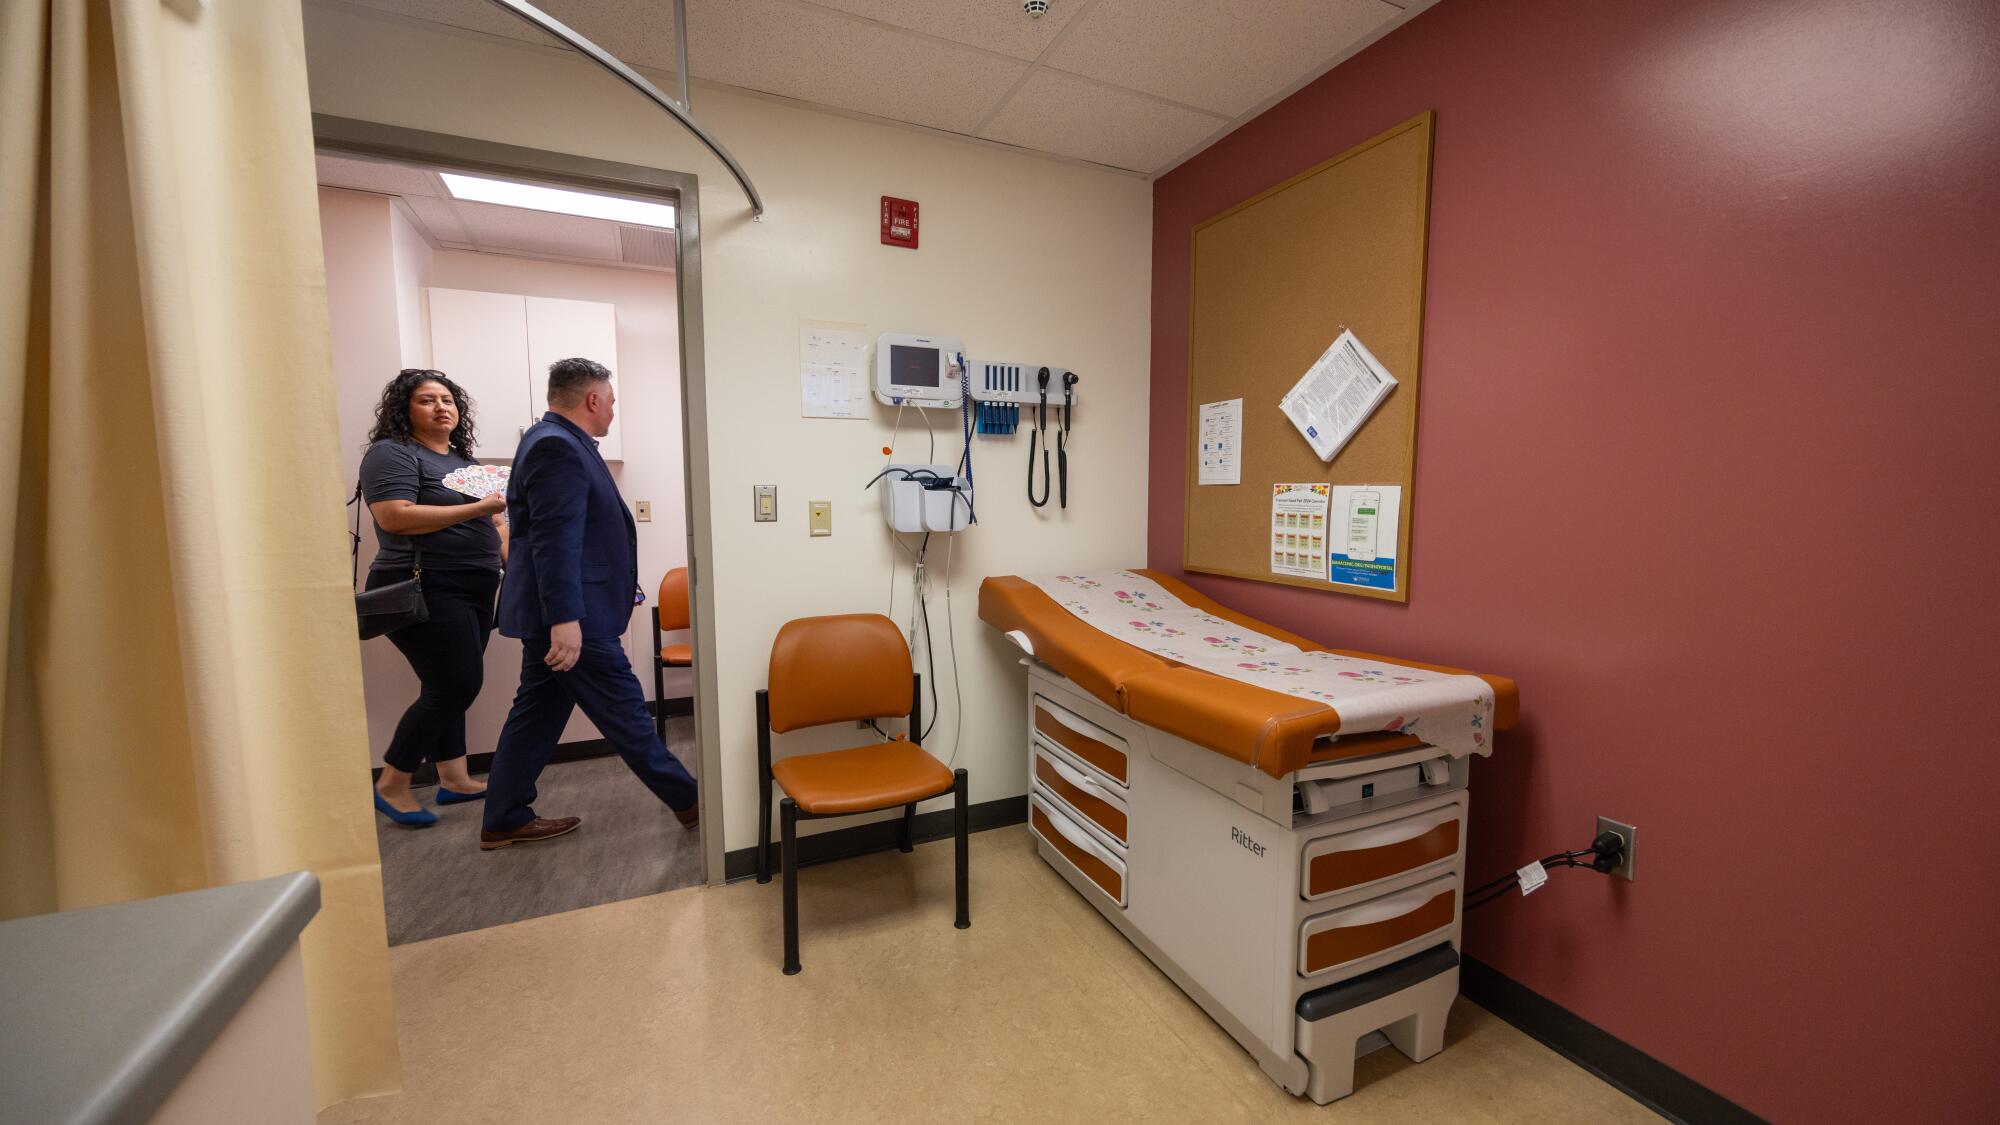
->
<box><xmin>781</xmin><ymin>797</ymin><xmax>801</xmax><ymax>975</ymax></box>
<box><xmin>757</xmin><ymin>773</ymin><xmax>773</xmax><ymax>884</ymax></box>
<box><xmin>652</xmin><ymin>660</ymin><xmax>666</xmax><ymax>745</ymax></box>
<box><xmin>899</xmin><ymin>802</ymin><xmax>917</xmax><ymax>853</ymax></box>
<box><xmin>952</xmin><ymin>769</ymin><xmax>970</xmax><ymax>930</ymax></box>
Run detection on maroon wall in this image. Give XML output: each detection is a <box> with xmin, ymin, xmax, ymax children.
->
<box><xmin>1149</xmin><ymin>1</ymin><xmax>2000</xmax><ymax>1120</ymax></box>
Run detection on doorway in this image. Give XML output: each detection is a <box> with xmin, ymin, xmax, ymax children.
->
<box><xmin>314</xmin><ymin>116</ymin><xmax>724</xmax><ymax>943</ymax></box>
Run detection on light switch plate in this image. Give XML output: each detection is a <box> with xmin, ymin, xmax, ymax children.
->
<box><xmin>635</xmin><ymin>500</ymin><xmax>652</xmax><ymax>522</ymax></box>
<box><xmin>809</xmin><ymin>501</ymin><xmax>831</xmax><ymax>537</ymax></box>
<box><xmin>754</xmin><ymin>485</ymin><xmax>778</xmax><ymax>522</ymax></box>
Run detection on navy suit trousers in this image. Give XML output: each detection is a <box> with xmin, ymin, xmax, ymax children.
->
<box><xmin>483</xmin><ymin>636</ymin><xmax>697</xmax><ymax>833</ymax></box>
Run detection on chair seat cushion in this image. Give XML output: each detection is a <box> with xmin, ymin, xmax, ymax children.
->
<box><xmin>659</xmin><ymin>642</ymin><xmax>692</xmax><ymax>666</ymax></box>
<box><xmin>771</xmin><ymin>739</ymin><xmax>953</xmax><ymax>815</ymax></box>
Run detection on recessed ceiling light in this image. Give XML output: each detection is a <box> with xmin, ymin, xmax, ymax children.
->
<box><xmin>439</xmin><ymin>172</ymin><xmax>676</xmax><ymax>229</ymax></box>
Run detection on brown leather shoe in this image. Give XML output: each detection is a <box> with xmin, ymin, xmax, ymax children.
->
<box><xmin>480</xmin><ymin>816</ymin><xmax>582</xmax><ymax>850</ymax></box>
<box><xmin>672</xmin><ymin>803</ymin><xmax>698</xmax><ymax>830</ymax></box>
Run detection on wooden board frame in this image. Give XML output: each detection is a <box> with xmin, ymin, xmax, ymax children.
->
<box><xmin>1182</xmin><ymin>111</ymin><xmax>1435</xmax><ymax>602</ymax></box>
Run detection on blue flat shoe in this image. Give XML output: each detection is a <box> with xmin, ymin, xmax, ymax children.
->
<box><xmin>435</xmin><ymin>786</ymin><xmax>486</xmax><ymax>806</ymax></box>
<box><xmin>374</xmin><ymin>792</ymin><xmax>438</xmax><ymax>827</ymax></box>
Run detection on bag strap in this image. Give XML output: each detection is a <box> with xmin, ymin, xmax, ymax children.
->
<box><xmin>350</xmin><ymin>482</ymin><xmax>424</xmax><ymax>592</ymax></box>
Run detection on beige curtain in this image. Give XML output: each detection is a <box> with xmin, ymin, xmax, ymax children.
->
<box><xmin>1</xmin><ymin>0</ymin><xmax>400</xmax><ymax>1107</ymax></box>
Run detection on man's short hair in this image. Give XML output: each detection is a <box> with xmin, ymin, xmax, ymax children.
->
<box><xmin>547</xmin><ymin>357</ymin><xmax>612</xmax><ymax>407</ymax></box>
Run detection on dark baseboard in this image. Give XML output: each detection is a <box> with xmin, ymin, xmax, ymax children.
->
<box><xmin>371</xmin><ymin>696</ymin><xmax>695</xmax><ymax>781</ymax></box>
<box><xmin>1459</xmin><ymin>956</ymin><xmax>1766</xmax><ymax>1125</ymax></box>
<box><xmin>723</xmin><ymin>795</ymin><xmax>1027</xmax><ymax>882</ymax></box>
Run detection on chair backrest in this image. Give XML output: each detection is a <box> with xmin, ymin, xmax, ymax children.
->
<box><xmin>657</xmin><ymin>567</ymin><xmax>690</xmax><ymax>632</ymax></box>
<box><xmin>767</xmin><ymin>613</ymin><xmax>910</xmax><ymax>733</ymax></box>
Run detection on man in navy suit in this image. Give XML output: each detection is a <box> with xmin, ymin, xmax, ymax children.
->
<box><xmin>480</xmin><ymin>357</ymin><xmax>699</xmax><ymax>849</ymax></box>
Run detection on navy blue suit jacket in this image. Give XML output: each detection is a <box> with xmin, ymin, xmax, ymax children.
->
<box><xmin>496</xmin><ymin>412</ymin><xmax>638</xmax><ymax>640</ymax></box>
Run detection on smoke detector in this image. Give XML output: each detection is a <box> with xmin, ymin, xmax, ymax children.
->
<box><xmin>1023</xmin><ymin>0</ymin><xmax>1048</xmax><ymax>18</ymax></box>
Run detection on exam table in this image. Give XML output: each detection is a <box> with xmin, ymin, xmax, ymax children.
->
<box><xmin>979</xmin><ymin>569</ymin><xmax>1518</xmax><ymax>1103</ymax></box>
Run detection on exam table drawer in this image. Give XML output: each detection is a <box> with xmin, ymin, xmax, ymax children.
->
<box><xmin>1032</xmin><ymin>695</ymin><xmax>1129</xmax><ymax>786</ymax></box>
<box><xmin>1301</xmin><ymin>805</ymin><xmax>1462</xmax><ymax>901</ymax></box>
<box><xmin>1298</xmin><ymin>875</ymin><xmax>1458</xmax><ymax>978</ymax></box>
<box><xmin>1029</xmin><ymin>794</ymin><xmax>1127</xmax><ymax>908</ymax></box>
<box><xmin>1032</xmin><ymin>739</ymin><xmax>1129</xmax><ymax>847</ymax></box>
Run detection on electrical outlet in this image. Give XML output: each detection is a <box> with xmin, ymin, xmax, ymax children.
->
<box><xmin>635</xmin><ymin>500</ymin><xmax>652</xmax><ymax>522</ymax></box>
<box><xmin>809</xmin><ymin>501</ymin><xmax>831</xmax><ymax>537</ymax></box>
<box><xmin>1596</xmin><ymin>816</ymin><xmax>1637</xmax><ymax>881</ymax></box>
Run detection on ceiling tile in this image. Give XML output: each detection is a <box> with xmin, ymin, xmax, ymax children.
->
<box><xmin>801</xmin><ymin>0</ymin><xmax>1083</xmax><ymax>61</ymax></box>
<box><xmin>1047</xmin><ymin>0</ymin><xmax>1400</xmax><ymax>116</ymax></box>
<box><xmin>687</xmin><ymin>0</ymin><xmax>1026</xmax><ymax>133</ymax></box>
<box><xmin>455</xmin><ymin>200</ymin><xmax>625</xmax><ymax>260</ymax></box>
<box><xmin>404</xmin><ymin>195</ymin><xmax>474</xmax><ymax>245</ymax></box>
<box><xmin>335</xmin><ymin>0</ymin><xmax>683</xmax><ymax>74</ymax></box>
<box><xmin>980</xmin><ymin>68</ymin><xmax>1226</xmax><ymax>173</ymax></box>
<box><xmin>315</xmin><ymin>153</ymin><xmax>445</xmax><ymax>198</ymax></box>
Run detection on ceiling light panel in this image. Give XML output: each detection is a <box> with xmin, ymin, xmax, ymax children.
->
<box><xmin>1047</xmin><ymin>0</ymin><xmax>1401</xmax><ymax>117</ymax></box>
<box><xmin>441</xmin><ymin>173</ymin><xmax>676</xmax><ymax>229</ymax></box>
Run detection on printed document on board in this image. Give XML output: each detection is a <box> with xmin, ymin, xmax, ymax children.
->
<box><xmin>1197</xmin><ymin>398</ymin><xmax>1242</xmax><ymax>485</ymax></box>
<box><xmin>800</xmin><ymin>321</ymin><xmax>869</xmax><ymax>419</ymax></box>
<box><xmin>1279</xmin><ymin>330</ymin><xmax>1397</xmax><ymax>462</ymax></box>
<box><xmin>1270</xmin><ymin>483</ymin><xmax>1331</xmax><ymax>579</ymax></box>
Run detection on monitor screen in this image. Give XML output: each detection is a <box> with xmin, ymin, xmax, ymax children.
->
<box><xmin>889</xmin><ymin>344</ymin><xmax>941</xmax><ymax>388</ymax></box>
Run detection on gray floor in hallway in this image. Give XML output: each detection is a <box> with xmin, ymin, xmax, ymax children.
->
<box><xmin>373</xmin><ymin>715</ymin><xmax>703</xmax><ymax>945</ymax></box>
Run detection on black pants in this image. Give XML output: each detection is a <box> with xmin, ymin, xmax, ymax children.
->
<box><xmin>368</xmin><ymin>566</ymin><xmax>499</xmax><ymax>773</ymax></box>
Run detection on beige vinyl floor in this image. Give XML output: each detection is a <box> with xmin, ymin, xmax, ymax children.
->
<box><xmin>322</xmin><ymin>825</ymin><xmax>1658</xmax><ymax>1124</ymax></box>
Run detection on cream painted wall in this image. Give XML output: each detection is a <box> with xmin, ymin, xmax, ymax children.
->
<box><xmin>318</xmin><ymin>187</ymin><xmax>692</xmax><ymax>768</ymax></box>
<box><xmin>304</xmin><ymin>4</ymin><xmax>1154</xmax><ymax>849</ymax></box>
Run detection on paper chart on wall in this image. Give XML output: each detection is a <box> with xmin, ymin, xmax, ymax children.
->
<box><xmin>1278</xmin><ymin>329</ymin><xmax>1397</xmax><ymax>462</ymax></box>
<box><xmin>1269</xmin><ymin>483</ymin><xmax>1330</xmax><ymax>579</ymax></box>
<box><xmin>1197</xmin><ymin>398</ymin><xmax>1242</xmax><ymax>485</ymax></box>
<box><xmin>800</xmin><ymin>321</ymin><xmax>869</xmax><ymax>419</ymax></box>
<box><xmin>1328</xmin><ymin>484</ymin><xmax>1402</xmax><ymax>591</ymax></box>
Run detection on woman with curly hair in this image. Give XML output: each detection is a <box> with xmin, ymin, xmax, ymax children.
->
<box><xmin>360</xmin><ymin>369</ymin><xmax>508</xmax><ymax>827</ymax></box>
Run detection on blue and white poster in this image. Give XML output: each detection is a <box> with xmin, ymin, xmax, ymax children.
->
<box><xmin>1328</xmin><ymin>484</ymin><xmax>1401</xmax><ymax>591</ymax></box>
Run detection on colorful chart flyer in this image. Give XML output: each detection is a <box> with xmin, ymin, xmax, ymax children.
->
<box><xmin>1328</xmin><ymin>484</ymin><xmax>1402</xmax><ymax>591</ymax></box>
<box><xmin>1269</xmin><ymin>483</ymin><xmax>1330</xmax><ymax>579</ymax></box>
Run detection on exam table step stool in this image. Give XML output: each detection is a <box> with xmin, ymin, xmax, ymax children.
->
<box><xmin>1294</xmin><ymin>943</ymin><xmax>1460</xmax><ymax>1104</ymax></box>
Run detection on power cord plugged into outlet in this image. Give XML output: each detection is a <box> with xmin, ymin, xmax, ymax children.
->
<box><xmin>1464</xmin><ymin>830</ymin><xmax>1628</xmax><ymax>912</ymax></box>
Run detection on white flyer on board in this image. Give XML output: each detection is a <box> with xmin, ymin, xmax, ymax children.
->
<box><xmin>800</xmin><ymin>321</ymin><xmax>869</xmax><ymax>419</ymax></box>
<box><xmin>1278</xmin><ymin>329</ymin><xmax>1397</xmax><ymax>462</ymax></box>
<box><xmin>1328</xmin><ymin>484</ymin><xmax>1402</xmax><ymax>592</ymax></box>
<box><xmin>1269</xmin><ymin>483</ymin><xmax>1331</xmax><ymax>579</ymax></box>
<box><xmin>1197</xmin><ymin>398</ymin><xmax>1242</xmax><ymax>485</ymax></box>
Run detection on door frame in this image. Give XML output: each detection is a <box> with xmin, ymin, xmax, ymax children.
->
<box><xmin>313</xmin><ymin>114</ymin><xmax>727</xmax><ymax>885</ymax></box>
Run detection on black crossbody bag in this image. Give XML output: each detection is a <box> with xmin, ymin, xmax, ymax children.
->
<box><xmin>350</xmin><ymin>484</ymin><xmax>428</xmax><ymax>639</ymax></box>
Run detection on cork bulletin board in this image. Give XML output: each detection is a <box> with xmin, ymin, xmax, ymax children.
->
<box><xmin>1182</xmin><ymin>111</ymin><xmax>1434</xmax><ymax>603</ymax></box>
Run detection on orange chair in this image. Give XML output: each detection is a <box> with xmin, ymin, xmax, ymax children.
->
<box><xmin>652</xmin><ymin>567</ymin><xmax>692</xmax><ymax>743</ymax></box>
<box><xmin>755</xmin><ymin>613</ymin><xmax>968</xmax><ymax>975</ymax></box>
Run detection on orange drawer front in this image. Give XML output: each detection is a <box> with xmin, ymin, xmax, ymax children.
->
<box><xmin>1033</xmin><ymin>746</ymin><xmax>1128</xmax><ymax>844</ymax></box>
<box><xmin>1303</xmin><ymin>809</ymin><xmax>1461</xmax><ymax>900</ymax></box>
<box><xmin>1033</xmin><ymin>699</ymin><xmax>1128</xmax><ymax>785</ymax></box>
<box><xmin>1299</xmin><ymin>876</ymin><xmax>1458</xmax><ymax>977</ymax></box>
<box><xmin>1030</xmin><ymin>797</ymin><xmax>1126</xmax><ymax>907</ymax></box>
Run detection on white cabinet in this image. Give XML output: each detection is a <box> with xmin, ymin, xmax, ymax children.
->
<box><xmin>526</xmin><ymin>295</ymin><xmax>622</xmax><ymax>461</ymax></box>
<box><xmin>424</xmin><ymin>287</ymin><xmax>623</xmax><ymax>461</ymax></box>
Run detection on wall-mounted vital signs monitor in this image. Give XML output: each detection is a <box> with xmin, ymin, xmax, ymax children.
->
<box><xmin>873</xmin><ymin>332</ymin><xmax>964</xmax><ymax>409</ymax></box>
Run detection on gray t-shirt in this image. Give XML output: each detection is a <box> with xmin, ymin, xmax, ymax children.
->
<box><xmin>360</xmin><ymin>441</ymin><xmax>502</xmax><ymax>572</ymax></box>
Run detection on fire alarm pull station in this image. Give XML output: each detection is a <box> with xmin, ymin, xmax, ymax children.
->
<box><xmin>881</xmin><ymin>196</ymin><xmax>918</xmax><ymax>249</ymax></box>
